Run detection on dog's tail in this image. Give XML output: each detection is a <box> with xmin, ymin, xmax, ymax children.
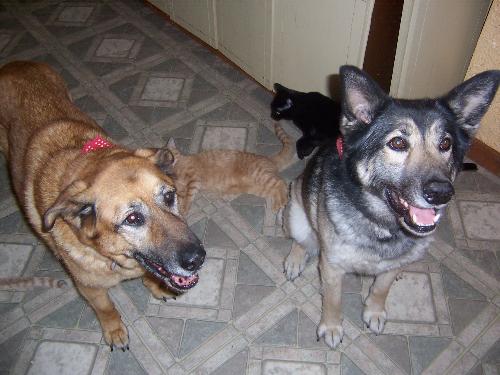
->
<box><xmin>270</xmin><ymin>123</ymin><xmax>294</xmax><ymax>170</ymax></box>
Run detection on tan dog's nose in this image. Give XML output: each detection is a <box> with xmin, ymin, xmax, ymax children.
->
<box><xmin>179</xmin><ymin>243</ymin><xmax>205</xmax><ymax>271</ymax></box>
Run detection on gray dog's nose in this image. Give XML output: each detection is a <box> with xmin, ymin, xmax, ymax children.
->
<box><xmin>423</xmin><ymin>180</ymin><xmax>454</xmax><ymax>205</ymax></box>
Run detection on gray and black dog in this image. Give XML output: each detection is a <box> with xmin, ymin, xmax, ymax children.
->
<box><xmin>284</xmin><ymin>65</ymin><xmax>500</xmax><ymax>349</ymax></box>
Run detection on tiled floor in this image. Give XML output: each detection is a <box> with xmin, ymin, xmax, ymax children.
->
<box><xmin>0</xmin><ymin>1</ymin><xmax>499</xmax><ymax>374</ymax></box>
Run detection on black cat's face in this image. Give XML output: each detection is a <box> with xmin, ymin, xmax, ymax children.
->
<box><xmin>271</xmin><ymin>83</ymin><xmax>294</xmax><ymax>120</ymax></box>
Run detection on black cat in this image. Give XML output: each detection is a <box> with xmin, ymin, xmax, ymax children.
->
<box><xmin>270</xmin><ymin>83</ymin><xmax>341</xmax><ymax>159</ymax></box>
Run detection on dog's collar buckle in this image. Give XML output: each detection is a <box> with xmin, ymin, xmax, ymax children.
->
<box><xmin>82</xmin><ymin>136</ymin><xmax>114</xmax><ymax>154</ymax></box>
<box><xmin>336</xmin><ymin>136</ymin><xmax>343</xmax><ymax>159</ymax></box>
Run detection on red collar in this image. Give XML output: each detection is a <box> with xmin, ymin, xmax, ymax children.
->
<box><xmin>336</xmin><ymin>136</ymin><xmax>343</xmax><ymax>159</ymax></box>
<box><xmin>81</xmin><ymin>136</ymin><xmax>114</xmax><ymax>154</ymax></box>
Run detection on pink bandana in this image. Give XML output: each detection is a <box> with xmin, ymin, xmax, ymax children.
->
<box><xmin>336</xmin><ymin>136</ymin><xmax>344</xmax><ymax>159</ymax></box>
<box><xmin>81</xmin><ymin>136</ymin><xmax>114</xmax><ymax>154</ymax></box>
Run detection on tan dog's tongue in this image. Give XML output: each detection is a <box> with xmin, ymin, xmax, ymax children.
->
<box><xmin>409</xmin><ymin>206</ymin><xmax>435</xmax><ymax>225</ymax></box>
<box><xmin>171</xmin><ymin>274</ymin><xmax>197</xmax><ymax>287</ymax></box>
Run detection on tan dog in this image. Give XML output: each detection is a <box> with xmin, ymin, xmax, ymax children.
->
<box><xmin>0</xmin><ymin>61</ymin><xmax>206</xmax><ymax>350</ymax></box>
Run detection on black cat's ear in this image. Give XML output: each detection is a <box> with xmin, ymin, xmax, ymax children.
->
<box><xmin>340</xmin><ymin>65</ymin><xmax>387</xmax><ymax>127</ymax></box>
<box><xmin>443</xmin><ymin>70</ymin><xmax>500</xmax><ymax>137</ymax></box>
<box><xmin>274</xmin><ymin>83</ymin><xmax>286</xmax><ymax>92</ymax></box>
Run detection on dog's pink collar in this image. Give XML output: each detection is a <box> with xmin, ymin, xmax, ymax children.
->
<box><xmin>81</xmin><ymin>136</ymin><xmax>114</xmax><ymax>154</ymax></box>
<box><xmin>336</xmin><ymin>136</ymin><xmax>343</xmax><ymax>159</ymax></box>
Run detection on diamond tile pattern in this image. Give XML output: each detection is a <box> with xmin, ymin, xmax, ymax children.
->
<box><xmin>0</xmin><ymin>1</ymin><xmax>499</xmax><ymax>374</ymax></box>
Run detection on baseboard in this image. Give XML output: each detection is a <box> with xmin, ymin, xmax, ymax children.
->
<box><xmin>143</xmin><ymin>1</ymin><xmax>263</xmax><ymax>89</ymax></box>
<box><xmin>467</xmin><ymin>139</ymin><xmax>500</xmax><ymax>176</ymax></box>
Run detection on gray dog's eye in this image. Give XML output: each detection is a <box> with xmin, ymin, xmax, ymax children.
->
<box><xmin>439</xmin><ymin>137</ymin><xmax>452</xmax><ymax>152</ymax></box>
<box><xmin>388</xmin><ymin>136</ymin><xmax>408</xmax><ymax>151</ymax></box>
<box><xmin>164</xmin><ymin>191</ymin><xmax>176</xmax><ymax>207</ymax></box>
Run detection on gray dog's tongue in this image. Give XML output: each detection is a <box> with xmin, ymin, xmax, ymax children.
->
<box><xmin>409</xmin><ymin>205</ymin><xmax>436</xmax><ymax>226</ymax></box>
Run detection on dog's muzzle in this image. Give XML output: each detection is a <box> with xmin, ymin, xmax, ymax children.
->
<box><xmin>385</xmin><ymin>189</ymin><xmax>442</xmax><ymax>236</ymax></box>
<box><xmin>134</xmin><ymin>243</ymin><xmax>205</xmax><ymax>291</ymax></box>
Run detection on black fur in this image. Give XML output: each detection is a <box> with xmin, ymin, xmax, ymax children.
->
<box><xmin>270</xmin><ymin>83</ymin><xmax>341</xmax><ymax>159</ymax></box>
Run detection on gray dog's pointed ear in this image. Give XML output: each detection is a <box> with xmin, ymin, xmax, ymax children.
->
<box><xmin>444</xmin><ymin>70</ymin><xmax>500</xmax><ymax>137</ymax></box>
<box><xmin>340</xmin><ymin>65</ymin><xmax>387</xmax><ymax>129</ymax></box>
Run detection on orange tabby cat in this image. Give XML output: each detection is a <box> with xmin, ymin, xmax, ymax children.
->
<box><xmin>168</xmin><ymin>123</ymin><xmax>293</xmax><ymax>216</ymax></box>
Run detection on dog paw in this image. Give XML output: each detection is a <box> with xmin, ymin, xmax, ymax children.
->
<box><xmin>363</xmin><ymin>307</ymin><xmax>387</xmax><ymax>335</ymax></box>
<box><xmin>143</xmin><ymin>276</ymin><xmax>178</xmax><ymax>301</ymax></box>
<box><xmin>284</xmin><ymin>252</ymin><xmax>306</xmax><ymax>281</ymax></box>
<box><xmin>151</xmin><ymin>286</ymin><xmax>178</xmax><ymax>301</ymax></box>
<box><xmin>317</xmin><ymin>321</ymin><xmax>344</xmax><ymax>349</ymax></box>
<box><xmin>104</xmin><ymin>321</ymin><xmax>129</xmax><ymax>351</ymax></box>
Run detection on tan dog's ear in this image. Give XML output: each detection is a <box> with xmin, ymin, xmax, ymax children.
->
<box><xmin>42</xmin><ymin>180</ymin><xmax>96</xmax><ymax>238</ymax></box>
<box><xmin>134</xmin><ymin>148</ymin><xmax>156</xmax><ymax>158</ymax></box>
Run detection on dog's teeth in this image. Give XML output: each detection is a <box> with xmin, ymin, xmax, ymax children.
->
<box><xmin>399</xmin><ymin>198</ymin><xmax>408</xmax><ymax>208</ymax></box>
<box><xmin>412</xmin><ymin>213</ymin><xmax>418</xmax><ymax>224</ymax></box>
<box><xmin>433</xmin><ymin>213</ymin><xmax>441</xmax><ymax>223</ymax></box>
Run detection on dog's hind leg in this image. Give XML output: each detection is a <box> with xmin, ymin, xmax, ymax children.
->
<box><xmin>76</xmin><ymin>283</ymin><xmax>129</xmax><ymax>350</ymax></box>
<box><xmin>363</xmin><ymin>268</ymin><xmax>399</xmax><ymax>334</ymax></box>
<box><xmin>283</xmin><ymin>189</ymin><xmax>318</xmax><ymax>280</ymax></box>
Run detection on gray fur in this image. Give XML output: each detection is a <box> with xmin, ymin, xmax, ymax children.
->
<box><xmin>284</xmin><ymin>66</ymin><xmax>500</xmax><ymax>348</ymax></box>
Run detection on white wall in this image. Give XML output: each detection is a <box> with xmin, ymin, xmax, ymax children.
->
<box><xmin>271</xmin><ymin>0</ymin><xmax>373</xmax><ymax>95</ymax></box>
<box><xmin>391</xmin><ymin>0</ymin><xmax>491</xmax><ymax>98</ymax></box>
<box><xmin>150</xmin><ymin>0</ymin><xmax>374</xmax><ymax>96</ymax></box>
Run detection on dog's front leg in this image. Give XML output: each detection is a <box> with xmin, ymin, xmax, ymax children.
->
<box><xmin>317</xmin><ymin>255</ymin><xmax>345</xmax><ymax>349</ymax></box>
<box><xmin>363</xmin><ymin>268</ymin><xmax>399</xmax><ymax>334</ymax></box>
<box><xmin>76</xmin><ymin>283</ymin><xmax>129</xmax><ymax>350</ymax></box>
<box><xmin>143</xmin><ymin>273</ymin><xmax>178</xmax><ymax>301</ymax></box>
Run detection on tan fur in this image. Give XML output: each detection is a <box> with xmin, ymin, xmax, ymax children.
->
<box><xmin>0</xmin><ymin>61</ymin><xmax>203</xmax><ymax>349</ymax></box>
<box><xmin>169</xmin><ymin>123</ymin><xmax>293</xmax><ymax>216</ymax></box>
<box><xmin>0</xmin><ymin>277</ymin><xmax>67</xmax><ymax>290</ymax></box>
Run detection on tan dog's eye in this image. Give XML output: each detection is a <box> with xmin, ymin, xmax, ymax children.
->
<box><xmin>123</xmin><ymin>212</ymin><xmax>145</xmax><ymax>226</ymax></box>
<box><xmin>164</xmin><ymin>191</ymin><xmax>176</xmax><ymax>207</ymax></box>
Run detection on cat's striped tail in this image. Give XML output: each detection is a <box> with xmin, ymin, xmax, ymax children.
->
<box><xmin>0</xmin><ymin>277</ymin><xmax>67</xmax><ymax>291</ymax></box>
<box><xmin>270</xmin><ymin>123</ymin><xmax>294</xmax><ymax>170</ymax></box>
